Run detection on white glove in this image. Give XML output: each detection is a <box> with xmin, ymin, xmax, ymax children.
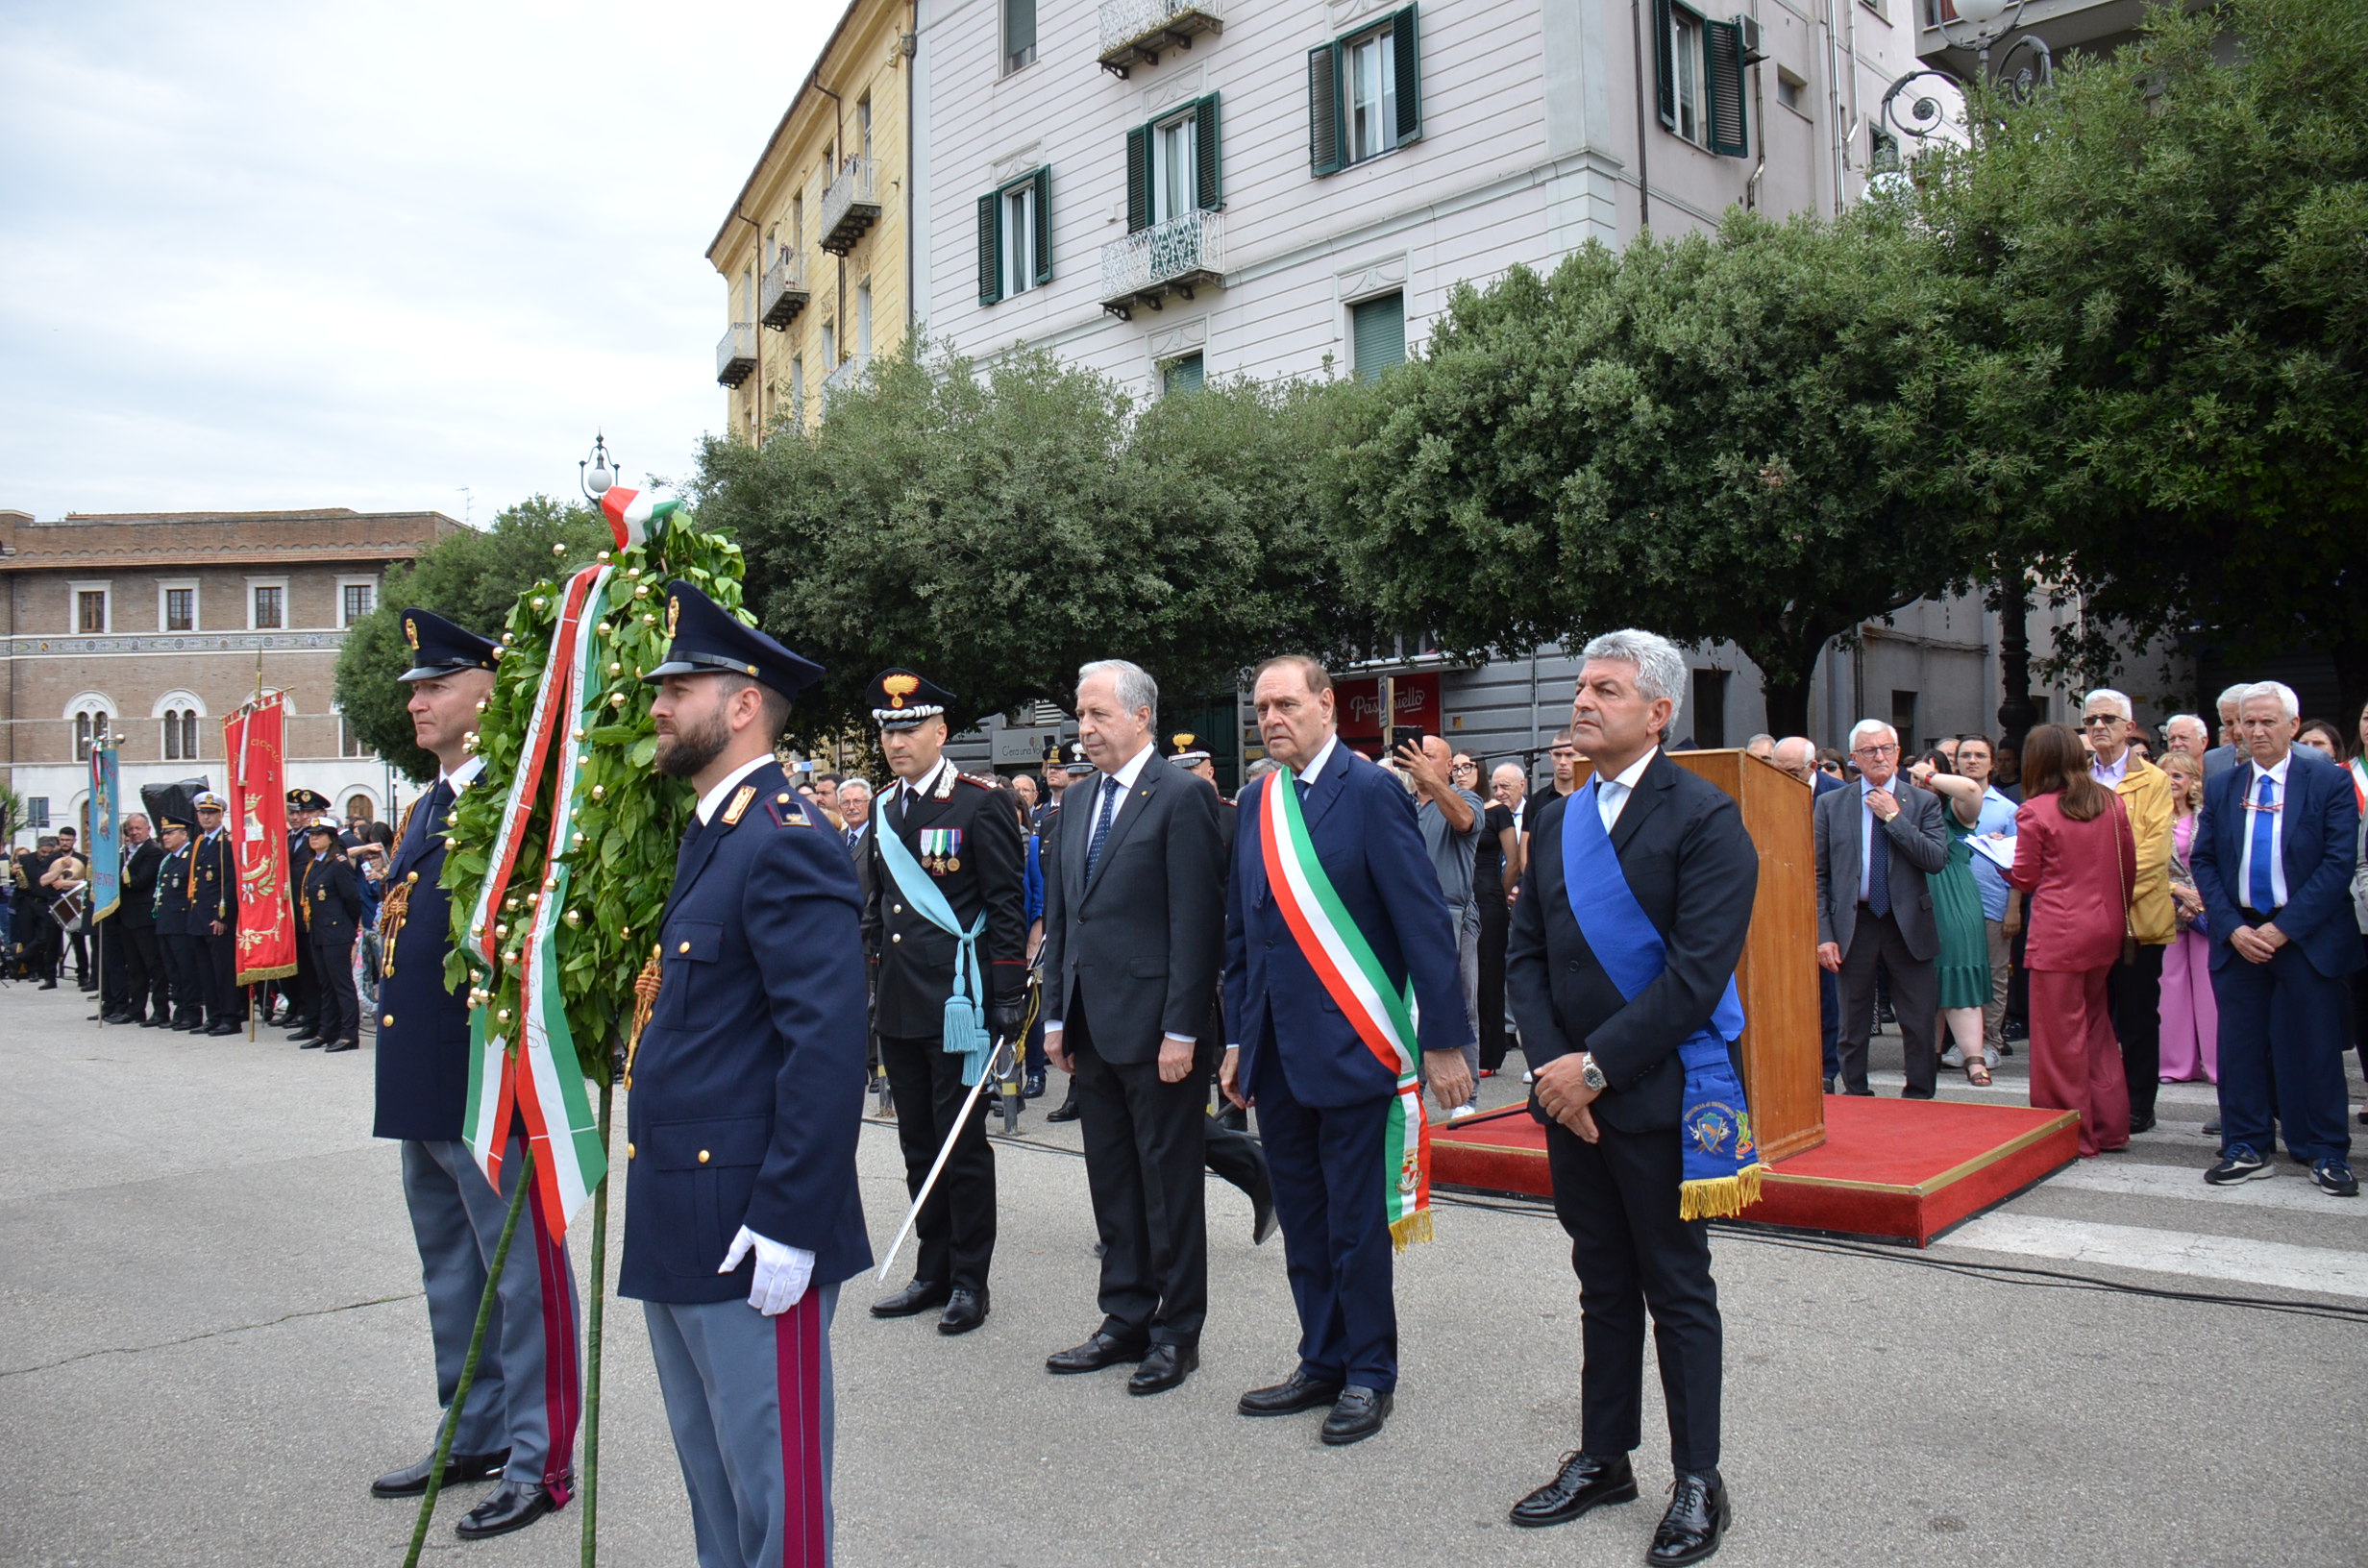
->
<box><xmin>720</xmin><ymin>1225</ymin><xmax>814</xmax><ymax>1315</ymax></box>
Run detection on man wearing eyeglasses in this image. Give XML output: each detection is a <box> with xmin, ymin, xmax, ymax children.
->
<box><xmin>1813</xmin><ymin>721</ymin><xmax>1952</xmax><ymax>1098</ymax></box>
<box><xmin>2084</xmin><ymin>690</ymin><xmax>2177</xmax><ymax>1133</ymax></box>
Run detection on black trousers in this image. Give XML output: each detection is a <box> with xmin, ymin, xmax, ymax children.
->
<box><xmin>286</xmin><ymin>936</ymin><xmax>319</xmax><ymax>1029</ymax></box>
<box><xmin>1476</xmin><ymin>880</ymin><xmax>1513</xmax><ymax>1072</ymax></box>
<box><xmin>1546</xmin><ymin>1117</ymin><xmax>1722</xmax><ymax>1474</ymax></box>
<box><xmin>1068</xmin><ymin>1004</ymin><xmax>1210</xmax><ymax>1346</ymax></box>
<box><xmin>2108</xmin><ymin>943</ymin><xmax>2167</xmax><ymax>1120</ymax></box>
<box><xmin>197</xmin><ymin>927</ymin><xmax>239</xmax><ymax>1024</ymax></box>
<box><xmin>113</xmin><ymin>923</ymin><xmax>164</xmax><ymax>1019</ymax></box>
<box><xmin>878</xmin><ymin>1031</ymin><xmax>997</xmax><ymax>1292</ymax></box>
<box><xmin>1837</xmin><ymin>907</ymin><xmax>1939</xmax><ymax>1096</ymax></box>
<box><xmin>162</xmin><ymin>932</ymin><xmax>206</xmax><ymax>1023</ymax></box>
<box><xmin>101</xmin><ymin>921</ymin><xmax>131</xmax><ymax>1011</ymax></box>
<box><xmin>312</xmin><ymin>937</ymin><xmax>358</xmax><ymax>1043</ymax></box>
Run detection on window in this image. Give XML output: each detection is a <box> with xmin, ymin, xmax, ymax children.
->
<box><xmin>822</xmin><ymin>317</ymin><xmax>837</xmax><ymax>366</ymax></box>
<box><xmin>857</xmin><ymin>96</ymin><xmax>873</xmax><ymax>163</ymax></box>
<box><xmin>1308</xmin><ymin>8</ymin><xmax>1421</xmax><ymax>176</ymax></box>
<box><xmin>1776</xmin><ymin>68</ymin><xmax>1806</xmax><ymax>112</ymax></box>
<box><xmin>339</xmin><ymin>712</ymin><xmax>374</xmax><ymax>758</ymax></box>
<box><xmin>856</xmin><ymin>278</ymin><xmax>874</xmax><ymax>356</ymax></box>
<box><xmin>790</xmin><ymin>354</ymin><xmax>805</xmax><ymax>417</ymax></box>
<box><xmin>1123</xmin><ymin>97</ymin><xmax>1221</xmax><ymax>233</ymax></box>
<box><xmin>164</xmin><ymin>586</ymin><xmax>196</xmax><ymax>631</ymax></box>
<box><xmin>1891</xmin><ymin>690</ymin><xmax>1920</xmax><ymax>751</ymax></box>
<box><xmin>164</xmin><ymin>708</ymin><xmax>201</xmax><ymax>761</ymax></box>
<box><xmin>1691</xmin><ymin>669</ymin><xmax>1730</xmax><ymax>748</ymax></box>
<box><xmin>252</xmin><ymin>582</ymin><xmax>285</xmax><ymax>629</ymax></box>
<box><xmin>1163</xmin><ymin>353</ymin><xmax>1205</xmax><ymax>397</ymax></box>
<box><xmin>75</xmin><ymin>587</ymin><xmax>109</xmax><ymax>633</ymax></box>
<box><xmin>977</xmin><ymin>167</ymin><xmax>1053</xmax><ymax>305</ymax></box>
<box><xmin>1654</xmin><ymin>0</ymin><xmax>1748</xmax><ymax>157</ymax></box>
<box><xmin>1351</xmin><ymin>292</ymin><xmax>1406</xmax><ymax>382</ymax></box>
<box><xmin>790</xmin><ymin>193</ymin><xmax>804</xmax><ymax>252</ymax></box>
<box><xmin>341</xmin><ymin>580</ymin><xmax>376</xmax><ymax>626</ymax></box>
<box><xmin>26</xmin><ymin>796</ymin><xmax>50</xmax><ymax>831</ymax></box>
<box><xmin>73</xmin><ymin>709</ymin><xmax>111</xmax><ymax>762</ymax></box>
<box><xmin>1003</xmin><ymin>0</ymin><xmax>1036</xmax><ymax>72</ymax></box>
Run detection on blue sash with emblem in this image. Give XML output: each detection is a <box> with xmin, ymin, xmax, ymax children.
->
<box><xmin>876</xmin><ymin>822</ymin><xmax>994</xmax><ymax>1086</ymax></box>
<box><xmin>1565</xmin><ymin>779</ymin><xmax>1765</xmax><ymax>1218</ymax></box>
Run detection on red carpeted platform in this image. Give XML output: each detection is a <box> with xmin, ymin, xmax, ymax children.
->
<box><xmin>1431</xmin><ymin>1093</ymin><xmax>2081</xmax><ymax>1246</ymax></box>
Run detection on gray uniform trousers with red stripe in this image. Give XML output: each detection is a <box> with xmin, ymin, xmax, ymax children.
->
<box><xmin>401</xmin><ymin>1135</ymin><xmax>581</xmax><ymax>1492</ymax></box>
<box><xmin>644</xmin><ymin>1285</ymin><xmax>840</xmax><ymax>1568</ymax></box>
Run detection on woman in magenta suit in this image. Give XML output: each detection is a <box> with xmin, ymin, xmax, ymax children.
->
<box><xmin>2008</xmin><ymin>724</ymin><xmax>2138</xmax><ymax>1157</ymax></box>
<box><xmin>2156</xmin><ymin>751</ymin><xmax>2217</xmax><ymax>1082</ymax></box>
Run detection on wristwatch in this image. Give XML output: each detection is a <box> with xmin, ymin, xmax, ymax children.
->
<box><xmin>1579</xmin><ymin>1053</ymin><xmax>1608</xmax><ymax>1093</ymax></box>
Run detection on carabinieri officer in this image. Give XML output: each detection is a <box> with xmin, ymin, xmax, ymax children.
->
<box><xmin>367</xmin><ymin>608</ymin><xmax>581</xmax><ymax>1543</ymax></box>
<box><xmin>860</xmin><ymin>669</ymin><xmax>1028</xmax><ymax>1335</ymax></box>
<box><xmin>627</xmin><ymin>581</ymin><xmax>871</xmax><ymax>1568</ymax></box>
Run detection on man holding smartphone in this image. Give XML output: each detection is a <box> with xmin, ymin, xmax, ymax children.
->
<box><xmin>1397</xmin><ymin>731</ymin><xmax>1485</xmax><ymax>1117</ymax></box>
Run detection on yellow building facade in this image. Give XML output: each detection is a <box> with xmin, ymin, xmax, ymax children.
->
<box><xmin>709</xmin><ymin>0</ymin><xmax>917</xmax><ymax>438</ymax></box>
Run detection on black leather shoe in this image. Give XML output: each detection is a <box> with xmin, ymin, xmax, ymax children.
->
<box><xmin>1046</xmin><ymin>1331</ymin><xmax>1148</xmax><ymax>1374</ymax></box>
<box><xmin>1646</xmin><ymin>1472</ymin><xmax>1730</xmax><ymax>1566</ymax></box>
<box><xmin>2129</xmin><ymin>1111</ymin><xmax>2158</xmax><ymax>1135</ymax></box>
<box><xmin>140</xmin><ymin>1016</ymin><xmax>168</xmax><ymax>1028</ymax></box>
<box><xmin>294</xmin><ymin>1036</ymin><xmax>323</xmax><ymax>1048</ymax></box>
<box><xmin>1320</xmin><ymin>1385</ymin><xmax>1393</xmax><ymax>1445</ymax></box>
<box><xmin>1046</xmin><ymin>1093</ymin><xmax>1082</xmax><ymax>1124</ymax></box>
<box><xmin>1239</xmin><ymin>1368</ymin><xmax>1344</xmax><ymax>1416</ymax></box>
<box><xmin>455</xmin><ymin>1478</ymin><xmax>561</xmax><ymax>1539</ymax></box>
<box><xmin>938</xmin><ymin>1287</ymin><xmax>990</xmax><ymax>1335</ymax></box>
<box><xmin>102</xmin><ymin>1010</ymin><xmax>131</xmax><ymax>1024</ymax></box>
<box><xmin>1127</xmin><ymin>1342</ymin><xmax>1198</xmax><ymax>1396</ymax></box>
<box><xmin>1023</xmin><ymin>1068</ymin><xmax>1047</xmax><ymax>1100</ymax></box>
<box><xmin>370</xmin><ymin>1448</ymin><xmax>509</xmax><ymax>1497</ymax></box>
<box><xmin>1510</xmin><ymin>1451</ymin><xmax>1639</xmax><ymax>1528</ymax></box>
<box><xmin>324</xmin><ymin>1039</ymin><xmax>358</xmax><ymax>1053</ymax></box>
<box><xmin>206</xmin><ymin>1020</ymin><xmax>240</xmax><ymax>1036</ymax></box>
<box><xmin>870</xmin><ymin>1280</ymin><xmax>951</xmax><ymax>1318</ymax></box>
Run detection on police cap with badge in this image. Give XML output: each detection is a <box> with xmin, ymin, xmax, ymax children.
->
<box><xmin>287</xmin><ymin>788</ymin><xmax>333</xmax><ymax>815</ymax></box>
<box><xmin>642</xmin><ymin>581</ymin><xmax>826</xmax><ymax>702</ymax></box>
<box><xmin>193</xmin><ymin>790</ymin><xmax>229</xmax><ymax>814</ymax></box>
<box><xmin>398</xmin><ymin>608</ymin><xmax>501</xmax><ymax>682</ymax></box>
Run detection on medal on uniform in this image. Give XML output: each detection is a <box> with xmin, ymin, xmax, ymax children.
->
<box><xmin>920</xmin><ymin>827</ymin><xmax>962</xmax><ymax>874</ymax></box>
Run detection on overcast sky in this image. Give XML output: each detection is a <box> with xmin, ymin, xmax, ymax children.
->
<box><xmin>0</xmin><ymin>1</ymin><xmax>832</xmax><ymax>524</ymax></box>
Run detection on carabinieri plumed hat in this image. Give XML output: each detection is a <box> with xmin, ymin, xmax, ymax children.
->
<box><xmin>398</xmin><ymin>607</ymin><xmax>501</xmax><ymax>683</ymax></box>
<box><xmin>1162</xmin><ymin>730</ymin><xmax>1212</xmax><ymax>764</ymax></box>
<box><xmin>643</xmin><ymin>581</ymin><xmax>826</xmax><ymax>702</ymax></box>
<box><xmin>868</xmin><ymin>669</ymin><xmax>955</xmax><ymax>730</ymax></box>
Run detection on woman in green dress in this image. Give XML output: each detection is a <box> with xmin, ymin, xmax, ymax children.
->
<box><xmin>1908</xmin><ymin>752</ymin><xmax>1996</xmax><ymax>1086</ymax></box>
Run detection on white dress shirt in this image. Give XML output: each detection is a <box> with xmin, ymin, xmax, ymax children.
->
<box><xmin>1595</xmin><ymin>747</ymin><xmax>1658</xmax><ymax>834</ymax></box>
<box><xmin>442</xmin><ymin>755</ymin><xmax>486</xmax><ymax>796</ymax></box>
<box><xmin>888</xmin><ymin>756</ymin><xmax>954</xmax><ymax>826</ymax></box>
<box><xmin>694</xmin><ymin>753</ymin><xmax>777</xmax><ymax>825</ymax></box>
<box><xmin>2236</xmin><ymin>750</ymin><xmax>2293</xmax><ymax>912</ymax></box>
<box><xmin>1295</xmin><ymin>732</ymin><xmax>1343</xmax><ymax>787</ymax></box>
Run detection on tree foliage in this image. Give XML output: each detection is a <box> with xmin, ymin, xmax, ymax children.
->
<box><xmin>334</xmin><ymin>497</ymin><xmax>612</xmax><ymax>779</ymax></box>
<box><xmin>1320</xmin><ymin>209</ymin><xmax>2008</xmax><ymax>735</ymax></box>
<box><xmin>692</xmin><ymin>341</ymin><xmax>1373</xmax><ymax>733</ymax></box>
<box><xmin>1916</xmin><ymin>0</ymin><xmax>2368</xmax><ymax>702</ymax></box>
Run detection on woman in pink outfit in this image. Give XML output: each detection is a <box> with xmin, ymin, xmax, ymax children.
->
<box><xmin>2008</xmin><ymin>724</ymin><xmax>2138</xmax><ymax>1158</ymax></box>
<box><xmin>2156</xmin><ymin>751</ymin><xmax>2217</xmax><ymax>1083</ymax></box>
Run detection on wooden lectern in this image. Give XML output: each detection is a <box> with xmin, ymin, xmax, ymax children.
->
<box><xmin>1570</xmin><ymin>749</ymin><xmax>1826</xmax><ymax>1163</ymax></box>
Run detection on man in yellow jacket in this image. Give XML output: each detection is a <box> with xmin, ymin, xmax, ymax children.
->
<box><xmin>2084</xmin><ymin>689</ymin><xmax>2176</xmax><ymax>1133</ymax></box>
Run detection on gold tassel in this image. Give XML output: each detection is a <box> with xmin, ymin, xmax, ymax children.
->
<box><xmin>1678</xmin><ymin>1163</ymin><xmax>1767</xmax><ymax>1222</ymax></box>
<box><xmin>621</xmin><ymin>943</ymin><xmax>662</xmax><ymax>1089</ymax></box>
<box><xmin>376</xmin><ymin>880</ymin><xmax>411</xmax><ymax>979</ymax></box>
<box><xmin>1389</xmin><ymin>1209</ymin><xmax>1436</xmax><ymax>1252</ymax></box>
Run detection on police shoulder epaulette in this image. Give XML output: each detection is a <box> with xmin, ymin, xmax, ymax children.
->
<box><xmin>955</xmin><ymin>772</ymin><xmax>999</xmax><ymax>791</ymax></box>
<box><xmin>721</xmin><ymin>784</ymin><xmax>758</xmax><ymax>826</ymax></box>
<box><xmin>764</xmin><ymin>791</ymin><xmax>814</xmax><ymax>828</ymax></box>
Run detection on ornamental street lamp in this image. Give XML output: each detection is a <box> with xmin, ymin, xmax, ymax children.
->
<box><xmin>1878</xmin><ymin>0</ymin><xmax>2052</xmax><ymax>153</ymax></box>
<box><xmin>579</xmin><ymin>431</ymin><xmax>618</xmax><ymax>504</ymax></box>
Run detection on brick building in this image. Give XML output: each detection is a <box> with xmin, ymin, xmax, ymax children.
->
<box><xmin>0</xmin><ymin>507</ymin><xmax>462</xmax><ymax>847</ymax></box>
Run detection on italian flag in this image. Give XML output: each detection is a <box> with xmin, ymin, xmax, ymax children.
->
<box><xmin>600</xmin><ymin>487</ymin><xmax>680</xmax><ymax>552</ymax></box>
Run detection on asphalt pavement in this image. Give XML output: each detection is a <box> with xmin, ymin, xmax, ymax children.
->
<box><xmin>3</xmin><ymin>979</ymin><xmax>2364</xmax><ymax>1568</ymax></box>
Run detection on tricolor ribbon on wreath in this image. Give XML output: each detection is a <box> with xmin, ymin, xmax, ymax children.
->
<box><xmin>456</xmin><ymin>562</ymin><xmax>616</xmax><ymax>1238</ymax></box>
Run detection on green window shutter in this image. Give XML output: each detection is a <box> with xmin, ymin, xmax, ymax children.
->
<box><xmin>1125</xmin><ymin>123</ymin><xmax>1151</xmax><ymax>233</ymax></box>
<box><xmin>1194</xmin><ymin>95</ymin><xmax>1222</xmax><ymax>209</ymax></box>
<box><xmin>1705</xmin><ymin>19</ymin><xmax>1748</xmax><ymax>156</ymax></box>
<box><xmin>1351</xmin><ymin>292</ymin><xmax>1405</xmax><ymax>382</ymax></box>
<box><xmin>1653</xmin><ymin>0</ymin><xmax>1676</xmax><ymax>131</ymax></box>
<box><xmin>1307</xmin><ymin>43</ymin><xmax>1344</xmax><ymax>176</ymax></box>
<box><xmin>1031</xmin><ymin>167</ymin><xmax>1053</xmax><ymax>283</ymax></box>
<box><xmin>976</xmin><ymin>191</ymin><xmax>1002</xmax><ymax>306</ymax></box>
<box><xmin>1392</xmin><ymin>7</ymin><xmax>1422</xmax><ymax>146</ymax></box>
<box><xmin>1163</xmin><ymin>353</ymin><xmax>1205</xmax><ymax>397</ymax></box>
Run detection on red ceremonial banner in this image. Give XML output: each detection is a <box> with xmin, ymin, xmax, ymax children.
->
<box><xmin>226</xmin><ymin>696</ymin><xmax>298</xmax><ymax>985</ymax></box>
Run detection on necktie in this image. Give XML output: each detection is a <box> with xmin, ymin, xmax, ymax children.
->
<box><xmin>1865</xmin><ymin>795</ymin><xmax>1892</xmax><ymax>919</ymax></box>
<box><xmin>890</xmin><ymin>783</ymin><xmax>912</xmax><ymax>835</ymax></box>
<box><xmin>2247</xmin><ymin>771</ymin><xmax>2278</xmax><ymax>912</ymax></box>
<box><xmin>675</xmin><ymin>812</ymin><xmax>708</xmax><ymax>884</ymax></box>
<box><xmin>1084</xmin><ymin>775</ymin><xmax>1122</xmax><ymax>885</ymax></box>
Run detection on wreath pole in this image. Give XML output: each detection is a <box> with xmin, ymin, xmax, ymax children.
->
<box><xmin>402</xmin><ymin>1148</ymin><xmax>535</xmax><ymax>1568</ymax></box>
<box><xmin>578</xmin><ymin>1041</ymin><xmax>620</xmax><ymax>1568</ymax></box>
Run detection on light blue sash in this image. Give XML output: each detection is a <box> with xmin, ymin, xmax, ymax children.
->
<box><xmin>876</xmin><ymin>820</ymin><xmax>993</xmax><ymax>1085</ymax></box>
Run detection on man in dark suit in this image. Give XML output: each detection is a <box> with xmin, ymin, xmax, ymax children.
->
<box><xmin>1813</xmin><ymin>721</ymin><xmax>1950</xmax><ymax>1097</ymax></box>
<box><xmin>189</xmin><ymin>792</ymin><xmax>241</xmax><ymax>1034</ymax></box>
<box><xmin>628</xmin><ymin>583</ymin><xmax>872</xmax><ymax>1568</ymax></box>
<box><xmin>1039</xmin><ymin>660</ymin><xmax>1227</xmax><ymax>1396</ymax></box>
<box><xmin>861</xmin><ymin>669</ymin><xmax>1028</xmax><ymax>1335</ymax></box>
<box><xmin>1774</xmin><ymin>738</ymin><xmax>1846</xmax><ymax>1087</ymax></box>
<box><xmin>1505</xmin><ymin>629</ymin><xmax>1759</xmax><ymax>1566</ymax></box>
<box><xmin>1221</xmin><ymin>654</ymin><xmax>1470</xmax><ymax>1446</ymax></box>
<box><xmin>153</xmin><ymin>815</ymin><xmax>205</xmax><ymax>1028</ymax></box>
<box><xmin>366</xmin><ymin>609</ymin><xmax>579</xmax><ymax>1542</ymax></box>
<box><xmin>104</xmin><ymin>813</ymin><xmax>166</xmax><ymax>1025</ymax></box>
<box><xmin>2191</xmin><ymin>681</ymin><xmax>2362</xmax><ymax>1195</ymax></box>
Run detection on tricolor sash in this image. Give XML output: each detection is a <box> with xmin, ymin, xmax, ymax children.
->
<box><xmin>1259</xmin><ymin>768</ymin><xmax>1432</xmax><ymax>1248</ymax></box>
<box><xmin>1562</xmin><ymin>778</ymin><xmax>1764</xmax><ymax>1218</ymax></box>
<box><xmin>876</xmin><ymin>822</ymin><xmax>994</xmax><ymax>1085</ymax></box>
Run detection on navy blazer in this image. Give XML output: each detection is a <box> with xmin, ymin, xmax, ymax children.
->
<box><xmin>621</xmin><ymin>760</ymin><xmax>873</xmax><ymax>1304</ymax></box>
<box><xmin>374</xmin><ymin>780</ymin><xmax>474</xmax><ymax>1142</ymax></box>
<box><xmin>1221</xmin><ymin>744</ymin><xmax>1467</xmax><ymax>1108</ymax></box>
<box><xmin>2190</xmin><ymin>747</ymin><xmax>2363</xmax><ymax>979</ymax></box>
<box><xmin>1504</xmin><ymin>754</ymin><xmax>1759</xmax><ymax>1133</ymax></box>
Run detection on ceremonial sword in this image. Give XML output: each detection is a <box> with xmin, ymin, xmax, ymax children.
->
<box><xmin>876</xmin><ymin>1029</ymin><xmax>1019</xmax><ymax>1282</ymax></box>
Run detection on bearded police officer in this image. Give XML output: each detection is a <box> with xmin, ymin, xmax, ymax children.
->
<box><xmin>367</xmin><ymin>608</ymin><xmax>581</xmax><ymax>1542</ymax></box>
<box><xmin>862</xmin><ymin>669</ymin><xmax>1028</xmax><ymax>1335</ymax></box>
<box><xmin>627</xmin><ymin>582</ymin><xmax>871</xmax><ymax>1568</ymax></box>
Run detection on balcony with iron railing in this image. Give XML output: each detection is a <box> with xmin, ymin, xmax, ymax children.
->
<box><xmin>760</xmin><ymin>252</ymin><xmax>809</xmax><ymax>329</ymax></box>
<box><xmin>818</xmin><ymin>157</ymin><xmax>881</xmax><ymax>256</ymax></box>
<box><xmin>1098</xmin><ymin>0</ymin><xmax>1223</xmax><ymax>77</ymax></box>
<box><xmin>1100</xmin><ymin>210</ymin><xmax>1224</xmax><ymax>320</ymax></box>
<box><xmin>821</xmin><ymin>353</ymin><xmax>870</xmax><ymax>401</ymax></box>
<box><xmin>716</xmin><ymin>322</ymin><xmax>757</xmax><ymax>388</ymax></box>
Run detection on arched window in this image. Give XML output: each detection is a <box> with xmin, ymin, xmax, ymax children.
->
<box><xmin>65</xmin><ymin>695</ymin><xmax>115</xmax><ymax>762</ymax></box>
<box><xmin>155</xmin><ymin>690</ymin><xmax>206</xmax><ymax>763</ymax></box>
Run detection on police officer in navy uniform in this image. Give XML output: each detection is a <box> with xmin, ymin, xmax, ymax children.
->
<box><xmin>628</xmin><ymin>582</ymin><xmax>871</xmax><ymax>1568</ymax></box>
<box><xmin>861</xmin><ymin>669</ymin><xmax>1028</xmax><ymax>1335</ymax></box>
<box><xmin>189</xmin><ymin>791</ymin><xmax>242</xmax><ymax>1034</ymax></box>
<box><xmin>301</xmin><ymin>820</ymin><xmax>362</xmax><ymax>1052</ymax></box>
<box><xmin>153</xmin><ymin>812</ymin><xmax>205</xmax><ymax>1030</ymax></box>
<box><xmin>282</xmin><ymin>788</ymin><xmax>332</xmax><ymax>1040</ymax></box>
<box><xmin>367</xmin><ymin>608</ymin><xmax>580</xmax><ymax>1542</ymax></box>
